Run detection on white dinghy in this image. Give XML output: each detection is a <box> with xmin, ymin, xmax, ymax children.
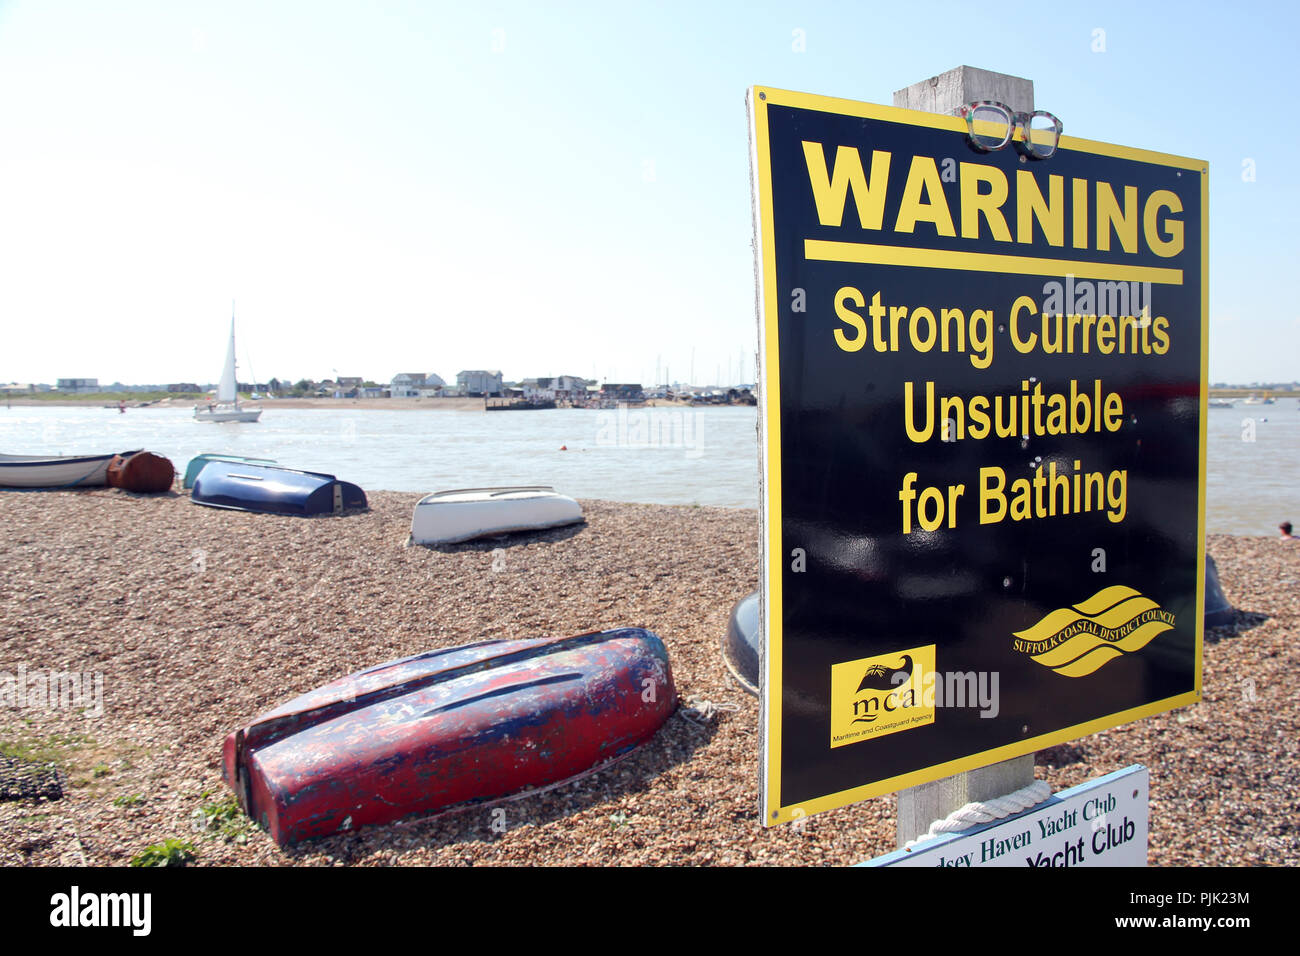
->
<box><xmin>0</xmin><ymin>452</ymin><xmax>115</xmax><ymax>488</ymax></box>
<box><xmin>409</xmin><ymin>487</ymin><xmax>584</xmax><ymax>545</ymax></box>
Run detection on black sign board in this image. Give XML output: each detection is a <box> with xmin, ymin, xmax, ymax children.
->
<box><xmin>748</xmin><ymin>87</ymin><xmax>1207</xmax><ymax>823</ymax></box>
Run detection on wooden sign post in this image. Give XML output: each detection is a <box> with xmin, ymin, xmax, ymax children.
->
<box><xmin>892</xmin><ymin>67</ymin><xmax>1038</xmax><ymax>847</ymax></box>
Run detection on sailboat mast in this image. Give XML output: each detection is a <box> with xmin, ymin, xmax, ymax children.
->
<box><xmin>231</xmin><ymin>300</ymin><xmax>241</xmax><ymax>410</ymax></box>
<box><xmin>216</xmin><ymin>304</ymin><xmax>240</xmax><ymax>407</ymax></box>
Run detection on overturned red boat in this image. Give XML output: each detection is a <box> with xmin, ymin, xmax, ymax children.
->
<box><xmin>223</xmin><ymin>628</ymin><xmax>676</xmax><ymax>846</ymax></box>
<box><xmin>107</xmin><ymin>450</ymin><xmax>175</xmax><ymax>493</ymax></box>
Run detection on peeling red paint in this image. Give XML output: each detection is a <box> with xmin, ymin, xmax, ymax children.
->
<box><xmin>222</xmin><ymin>629</ymin><xmax>676</xmax><ymax>846</ymax></box>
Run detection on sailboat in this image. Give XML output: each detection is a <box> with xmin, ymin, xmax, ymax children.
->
<box><xmin>195</xmin><ymin>309</ymin><xmax>262</xmax><ymax>423</ymax></box>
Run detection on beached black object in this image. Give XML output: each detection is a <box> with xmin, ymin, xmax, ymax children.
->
<box><xmin>1204</xmin><ymin>555</ymin><xmax>1235</xmax><ymax>628</ymax></box>
<box><xmin>0</xmin><ymin>755</ymin><xmax>64</xmax><ymax>802</ymax></box>
<box><xmin>722</xmin><ymin>590</ymin><xmax>759</xmax><ymax>696</ymax></box>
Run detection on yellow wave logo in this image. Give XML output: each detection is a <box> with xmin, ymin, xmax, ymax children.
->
<box><xmin>1013</xmin><ymin>585</ymin><xmax>1175</xmax><ymax>677</ymax></box>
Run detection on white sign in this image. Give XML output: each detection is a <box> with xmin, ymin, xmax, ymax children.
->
<box><xmin>866</xmin><ymin>765</ymin><xmax>1149</xmax><ymax>867</ymax></box>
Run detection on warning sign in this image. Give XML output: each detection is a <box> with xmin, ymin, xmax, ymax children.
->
<box><xmin>748</xmin><ymin>86</ymin><xmax>1206</xmax><ymax>824</ymax></box>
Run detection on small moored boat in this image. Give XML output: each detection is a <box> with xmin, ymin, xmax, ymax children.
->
<box><xmin>223</xmin><ymin>627</ymin><xmax>676</xmax><ymax>846</ymax></box>
<box><xmin>191</xmin><ymin>460</ymin><xmax>366</xmax><ymax>516</ymax></box>
<box><xmin>0</xmin><ymin>452</ymin><xmax>117</xmax><ymax>488</ymax></box>
<box><xmin>485</xmin><ymin>398</ymin><xmax>557</xmax><ymax>411</ymax></box>
<box><xmin>409</xmin><ymin>486</ymin><xmax>583</xmax><ymax>545</ymax></box>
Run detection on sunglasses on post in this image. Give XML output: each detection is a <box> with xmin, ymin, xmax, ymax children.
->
<box><xmin>959</xmin><ymin>101</ymin><xmax>1063</xmax><ymax>159</ymax></box>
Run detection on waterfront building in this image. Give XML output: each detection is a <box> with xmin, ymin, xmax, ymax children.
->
<box><xmin>601</xmin><ymin>383</ymin><xmax>645</xmax><ymax>403</ymax></box>
<box><xmin>56</xmin><ymin>377</ymin><xmax>99</xmax><ymax>393</ymax></box>
<box><xmin>457</xmin><ymin>370</ymin><xmax>503</xmax><ymax>397</ymax></box>
<box><xmin>391</xmin><ymin>373</ymin><xmax>427</xmax><ymax>398</ymax></box>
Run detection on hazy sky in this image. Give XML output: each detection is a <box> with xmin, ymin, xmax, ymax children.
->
<box><xmin>1</xmin><ymin>0</ymin><xmax>1295</xmax><ymax>387</ymax></box>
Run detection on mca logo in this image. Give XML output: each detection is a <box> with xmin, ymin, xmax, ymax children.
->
<box><xmin>1013</xmin><ymin>585</ymin><xmax>1175</xmax><ymax>677</ymax></box>
<box><xmin>830</xmin><ymin>645</ymin><xmax>935</xmax><ymax>747</ymax></box>
<box><xmin>853</xmin><ymin>655</ymin><xmax>916</xmax><ymax>722</ymax></box>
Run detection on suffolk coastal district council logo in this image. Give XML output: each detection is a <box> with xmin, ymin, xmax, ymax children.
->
<box><xmin>830</xmin><ymin>645</ymin><xmax>936</xmax><ymax>748</ymax></box>
<box><xmin>1013</xmin><ymin>585</ymin><xmax>1176</xmax><ymax>677</ymax></box>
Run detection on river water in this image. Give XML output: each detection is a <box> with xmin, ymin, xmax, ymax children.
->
<box><xmin>1</xmin><ymin>402</ymin><xmax>1295</xmax><ymax>534</ymax></box>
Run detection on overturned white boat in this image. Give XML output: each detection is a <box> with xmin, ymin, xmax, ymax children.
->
<box><xmin>0</xmin><ymin>452</ymin><xmax>115</xmax><ymax>488</ymax></box>
<box><xmin>409</xmin><ymin>487</ymin><xmax>584</xmax><ymax>545</ymax></box>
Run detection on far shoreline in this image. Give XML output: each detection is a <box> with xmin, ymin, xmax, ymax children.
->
<box><xmin>2</xmin><ymin>396</ymin><xmax>724</xmax><ymax>411</ymax></box>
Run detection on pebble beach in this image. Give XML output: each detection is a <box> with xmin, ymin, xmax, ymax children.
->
<box><xmin>0</xmin><ymin>488</ymin><xmax>1296</xmax><ymax>867</ymax></box>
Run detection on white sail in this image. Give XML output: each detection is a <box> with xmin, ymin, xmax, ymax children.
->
<box><xmin>217</xmin><ymin>320</ymin><xmax>238</xmax><ymax>403</ymax></box>
<box><xmin>195</xmin><ymin>306</ymin><xmax>262</xmax><ymax>422</ymax></box>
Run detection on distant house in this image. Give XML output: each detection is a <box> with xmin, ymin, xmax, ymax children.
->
<box><xmin>57</xmin><ymin>378</ymin><xmax>98</xmax><ymax>393</ymax></box>
<box><xmin>391</xmin><ymin>373</ymin><xmax>427</xmax><ymax>398</ymax></box>
<box><xmin>329</xmin><ymin>376</ymin><xmax>363</xmax><ymax>399</ymax></box>
<box><xmin>554</xmin><ymin>375</ymin><xmax>589</xmax><ymax>402</ymax></box>
<box><xmin>392</xmin><ymin>372</ymin><xmax>447</xmax><ymax>398</ymax></box>
<box><xmin>457</xmin><ymin>370</ymin><xmax>503</xmax><ymax>397</ymax></box>
<box><xmin>518</xmin><ymin>374</ymin><xmax>589</xmax><ymax>402</ymax></box>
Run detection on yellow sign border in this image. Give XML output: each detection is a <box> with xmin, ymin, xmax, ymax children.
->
<box><xmin>748</xmin><ymin>85</ymin><xmax>1208</xmax><ymax>826</ymax></box>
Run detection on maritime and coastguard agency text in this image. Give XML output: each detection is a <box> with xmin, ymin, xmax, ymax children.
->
<box><xmin>1116</xmin><ymin>893</ymin><xmax>1252</xmax><ymax>930</ymax></box>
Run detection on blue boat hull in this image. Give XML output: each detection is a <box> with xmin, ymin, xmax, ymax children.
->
<box><xmin>183</xmin><ymin>454</ymin><xmax>277</xmax><ymax>490</ymax></box>
<box><xmin>191</xmin><ymin>460</ymin><xmax>367</xmax><ymax>516</ymax></box>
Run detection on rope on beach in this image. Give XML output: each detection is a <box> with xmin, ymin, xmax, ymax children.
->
<box><xmin>906</xmin><ymin>779</ymin><xmax>1052</xmax><ymax>847</ymax></box>
<box><xmin>679</xmin><ymin>694</ymin><xmax>740</xmax><ymax>725</ymax></box>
